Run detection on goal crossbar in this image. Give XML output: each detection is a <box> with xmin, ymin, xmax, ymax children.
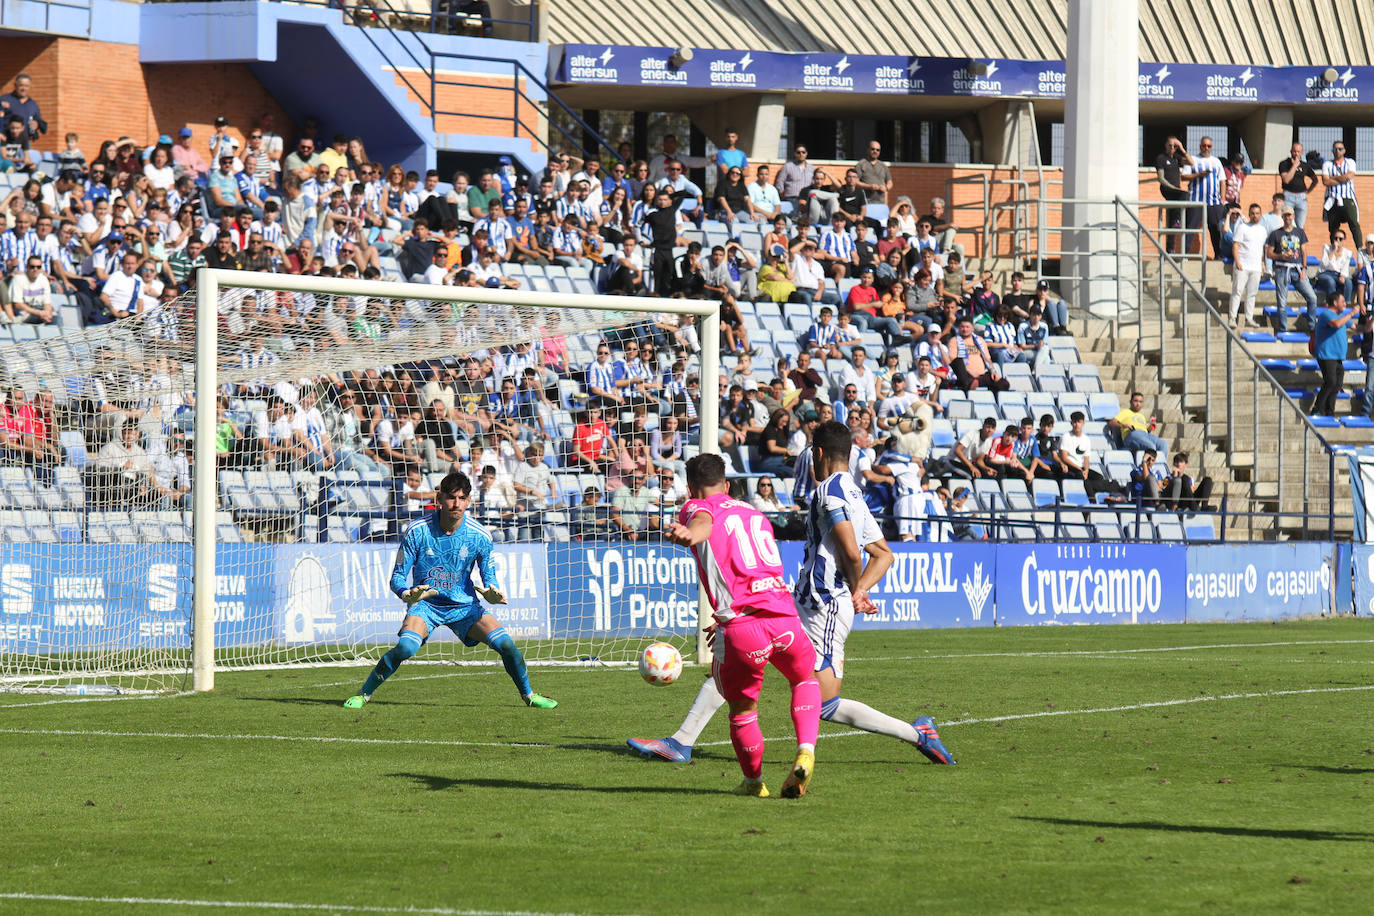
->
<box><xmin>192</xmin><ymin>269</ymin><xmax>721</xmax><ymax>691</ymax></box>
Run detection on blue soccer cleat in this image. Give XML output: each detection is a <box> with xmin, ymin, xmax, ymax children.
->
<box><xmin>913</xmin><ymin>716</ymin><xmax>956</xmax><ymax>765</ymax></box>
<box><xmin>626</xmin><ymin>736</ymin><xmax>692</xmax><ymax>762</ymax></box>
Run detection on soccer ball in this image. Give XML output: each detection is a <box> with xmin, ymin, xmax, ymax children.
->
<box><xmin>638</xmin><ymin>642</ymin><xmax>683</xmax><ymax>686</ymax></box>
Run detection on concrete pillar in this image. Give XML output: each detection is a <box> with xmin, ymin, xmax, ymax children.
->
<box><xmin>1240</xmin><ymin>106</ymin><xmax>1294</xmax><ymax>169</ymax></box>
<box><xmin>1063</xmin><ymin>0</ymin><xmax>1139</xmax><ymax>319</ymax></box>
<box><xmin>685</xmin><ymin>92</ymin><xmax>786</xmax><ymax>163</ymax></box>
<box><xmin>977</xmin><ymin>100</ymin><xmax>1038</xmax><ymax>169</ymax></box>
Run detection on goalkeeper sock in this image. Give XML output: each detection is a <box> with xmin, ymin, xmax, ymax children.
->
<box><xmin>790</xmin><ymin>677</ymin><xmax>821</xmax><ymax>748</ymax></box>
<box><xmin>820</xmin><ymin>695</ymin><xmax>920</xmax><ymax>745</ymax></box>
<box><xmin>671</xmin><ymin>677</ymin><xmax>726</xmax><ymax>747</ymax></box>
<box><xmin>360</xmin><ymin>629</ymin><xmax>423</xmax><ymax>697</ymax></box>
<box><xmin>485</xmin><ymin>627</ymin><xmax>532</xmax><ymax>700</ymax></box>
<box><xmin>728</xmin><ymin>710</ymin><xmax>765</xmax><ymax>780</ymax></box>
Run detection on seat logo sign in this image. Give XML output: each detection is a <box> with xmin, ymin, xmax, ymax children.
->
<box><xmin>962</xmin><ymin>562</ymin><xmax>992</xmax><ymax>621</ymax></box>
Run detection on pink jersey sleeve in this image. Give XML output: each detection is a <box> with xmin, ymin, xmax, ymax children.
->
<box><xmin>693</xmin><ymin>493</ymin><xmax>795</xmax><ymax>622</ymax></box>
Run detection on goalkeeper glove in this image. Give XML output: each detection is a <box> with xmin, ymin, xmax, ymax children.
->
<box><xmin>401</xmin><ymin>585</ymin><xmax>439</xmax><ymax>606</ymax></box>
<box><xmin>477</xmin><ymin>585</ymin><xmax>507</xmax><ymax>605</ymax></box>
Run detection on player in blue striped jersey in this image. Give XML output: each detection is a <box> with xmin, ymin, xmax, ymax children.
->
<box><xmin>797</xmin><ymin>420</ymin><xmax>955</xmax><ymax>763</ymax></box>
<box><xmin>344</xmin><ymin>471</ymin><xmax>557</xmax><ymax>709</ymax></box>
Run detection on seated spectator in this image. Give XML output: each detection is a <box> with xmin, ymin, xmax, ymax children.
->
<box><xmin>1034</xmin><ymin>414</ymin><xmax>1063</xmax><ymax>479</ymax></box>
<box><xmin>471</xmin><ymin>464</ymin><xmax>518</xmax><ymax>529</ymax></box>
<box><xmin>756</xmin><ymin>246</ymin><xmax>797</xmax><ymax>303</ymax></box>
<box><xmin>1003</xmin><ymin>271</ymin><xmax>1034</xmax><ymax>317</ymax></box>
<box><xmin>1017</xmin><ymin>307</ymin><xmax>1051</xmax><ymax>368</ymax></box>
<box><xmin>1316</xmin><ymin>231</ymin><xmax>1357</xmax><ymax>304</ymax></box>
<box><xmin>714</xmin><ymin>166</ymin><xmax>754</xmax><ymax>234</ymax></box>
<box><xmin>1057</xmin><ymin>410</ymin><xmax>1124</xmax><ymax>501</ymax></box>
<box><xmin>791</xmin><ymin>242</ymin><xmax>839</xmax><ymax>306</ymax></box>
<box><xmin>1033</xmin><ymin>280</ymin><xmax>1071</xmax><ymax>334</ymax></box>
<box><xmin>747</xmin><ymin>164</ymin><xmax>782</xmax><ymax>221</ymax></box>
<box><xmin>787</xmin><ymin>351</ymin><xmax>824</xmax><ymax>405</ymax></box>
<box><xmin>208</xmin><ymin>155</ymin><xmax>244</xmax><ymax>218</ymax></box>
<box><xmin>8</xmin><ymin>256</ymin><xmax>52</xmax><ymax>324</ymax></box>
<box><xmin>756</xmin><ymin>407</ymin><xmax>794</xmax><ymax>476</ymax></box>
<box><xmin>572</xmin><ymin>486</ymin><xmax>617</xmax><ymax>540</ymax></box>
<box><xmin>1162</xmin><ymin>452</ymin><xmax>1213</xmax><ymax>510</ymax></box>
<box><xmin>944</xmin><ymin>318</ymin><xmax>1009</xmax><ymax>392</ymax></box>
<box><xmin>606</xmin><ymin>236</ymin><xmax>646</xmax><ymax>296</ymax></box>
<box><xmin>673</xmin><ymin>241</ymin><xmax>706</xmax><ymax>297</ymax></box>
<box><xmin>817</xmin><ymin>212</ymin><xmax>858</xmax><ymax>279</ymax></box>
<box><xmin>1109</xmin><ymin>392</ymin><xmax>1168</xmax><ymax>453</ymax></box>
<box><xmin>611</xmin><ymin>469</ymin><xmax>660</xmax><ymax>540</ymax></box>
<box><xmin>805</xmin><ymin>306</ymin><xmax>844</xmax><ymax>366</ymax></box>
<box><xmin>983</xmin><ymin>305</ymin><xmax>1026</xmax><ymax>364</ymax></box>
<box><xmin>1129</xmin><ymin>448</ymin><xmax>1168</xmax><ymax>505</ymax></box>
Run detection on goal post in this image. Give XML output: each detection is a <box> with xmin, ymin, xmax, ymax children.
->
<box><xmin>189</xmin><ymin>269</ymin><xmax>721</xmax><ymax>692</ymax></box>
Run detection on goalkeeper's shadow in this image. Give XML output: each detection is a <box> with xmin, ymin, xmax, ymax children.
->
<box><xmin>386</xmin><ymin>771</ymin><xmax>721</xmax><ymax>795</ymax></box>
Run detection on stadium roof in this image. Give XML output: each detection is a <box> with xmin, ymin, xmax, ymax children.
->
<box><xmin>547</xmin><ymin>0</ymin><xmax>1374</xmax><ymax>67</ymax></box>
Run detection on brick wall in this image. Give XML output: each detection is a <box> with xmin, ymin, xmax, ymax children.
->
<box><xmin>0</xmin><ymin>36</ymin><xmax>294</xmax><ymax>155</ymax></box>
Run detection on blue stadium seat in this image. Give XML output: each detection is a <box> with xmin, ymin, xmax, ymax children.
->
<box><xmin>1061</xmin><ymin>479</ymin><xmax>1090</xmax><ymax>506</ymax></box>
<box><xmin>1183</xmin><ymin>514</ymin><xmax>1218</xmax><ymax>541</ymax></box>
<box><xmin>1036</xmin><ymin>374</ymin><xmax>1066</xmax><ymax>393</ymax></box>
<box><xmin>1031</xmin><ymin>479</ymin><xmax>1058</xmax><ymax>507</ymax></box>
<box><xmin>1088</xmin><ymin>392</ymin><xmax>1120</xmax><ymax>421</ymax></box>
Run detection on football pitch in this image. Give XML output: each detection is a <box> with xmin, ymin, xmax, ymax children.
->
<box><xmin>3</xmin><ymin>618</ymin><xmax>1373</xmax><ymax>915</ymax></box>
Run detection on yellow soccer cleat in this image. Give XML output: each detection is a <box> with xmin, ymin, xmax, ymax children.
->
<box><xmin>732</xmin><ymin>779</ymin><xmax>770</xmax><ymax>798</ymax></box>
<box><xmin>780</xmin><ymin>748</ymin><xmax>815</xmax><ymax>799</ymax></box>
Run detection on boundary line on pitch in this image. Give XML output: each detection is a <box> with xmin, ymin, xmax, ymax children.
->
<box><xmin>849</xmin><ymin>638</ymin><xmax>1374</xmax><ymax>662</ymax></box>
<box><xmin>0</xmin><ymin>892</ymin><xmax>617</xmax><ymax>916</ymax></box>
<box><xmin>6</xmin><ymin>683</ymin><xmax>1374</xmax><ymax>752</ymax></box>
<box><xmin>697</xmin><ymin>683</ymin><xmax>1374</xmax><ymax>746</ymax></box>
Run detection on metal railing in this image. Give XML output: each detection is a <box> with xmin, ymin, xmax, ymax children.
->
<box><xmin>945</xmin><ymin>174</ymin><xmax>1030</xmax><ymax>263</ymax></box>
<box><xmin>1112</xmin><ymin>198</ymin><xmax>1340</xmax><ymax>540</ymax></box>
<box><xmin>272</xmin><ymin>0</ymin><xmax>538</xmax><ymax>41</ymax></box>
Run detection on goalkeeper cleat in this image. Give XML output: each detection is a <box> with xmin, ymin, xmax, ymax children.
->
<box><xmin>732</xmin><ymin>779</ymin><xmax>770</xmax><ymax>798</ymax></box>
<box><xmin>913</xmin><ymin>716</ymin><xmax>956</xmax><ymax>765</ymax></box>
<box><xmin>343</xmin><ymin>694</ymin><xmax>369</xmax><ymax>709</ymax></box>
<box><xmin>779</xmin><ymin>748</ymin><xmax>815</xmax><ymax>798</ymax></box>
<box><xmin>626</xmin><ymin>736</ymin><xmax>692</xmax><ymax>762</ymax></box>
<box><xmin>523</xmin><ymin>693</ymin><xmax>558</xmax><ymax>709</ymax></box>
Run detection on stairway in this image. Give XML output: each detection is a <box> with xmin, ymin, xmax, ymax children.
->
<box><xmin>1067</xmin><ymin>262</ymin><xmax>1350</xmax><ymax>542</ymax></box>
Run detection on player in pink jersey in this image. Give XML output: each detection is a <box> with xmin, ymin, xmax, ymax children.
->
<box><xmin>663</xmin><ymin>453</ymin><xmax>822</xmax><ymax>798</ymax></box>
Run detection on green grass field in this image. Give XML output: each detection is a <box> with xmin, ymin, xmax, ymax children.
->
<box><xmin>3</xmin><ymin>618</ymin><xmax>1374</xmax><ymax>915</ymax></box>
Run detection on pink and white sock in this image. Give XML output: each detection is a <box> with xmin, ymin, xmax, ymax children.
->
<box><xmin>791</xmin><ymin>677</ymin><xmax>821</xmax><ymax>748</ymax></box>
<box><xmin>729</xmin><ymin>710</ymin><xmax>765</xmax><ymax>780</ymax></box>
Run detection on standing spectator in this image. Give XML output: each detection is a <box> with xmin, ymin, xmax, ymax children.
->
<box><xmin>0</xmin><ymin>74</ymin><xmax>44</xmax><ymax>144</ymax></box>
<box><xmin>1266</xmin><ymin>206</ymin><xmax>1317</xmax><ymax>332</ymax></box>
<box><xmin>1181</xmin><ymin>136</ymin><xmax>1224</xmax><ymax>258</ymax></box>
<box><xmin>642</xmin><ymin>188</ymin><xmax>685</xmax><ymax>295</ymax></box>
<box><xmin>855</xmin><ymin>140</ymin><xmax>892</xmax><ymax>204</ymax></box>
<box><xmin>1222</xmin><ymin>152</ymin><xmax>1247</xmax><ymax>207</ymax></box>
<box><xmin>1311</xmin><ymin>293</ymin><xmax>1359</xmax><ymax>417</ymax></box>
<box><xmin>1228</xmin><ymin>203</ymin><xmax>1267</xmax><ymax>327</ymax></box>
<box><xmin>775</xmin><ymin>144</ymin><xmax>814</xmax><ymax>208</ymax></box>
<box><xmin>1155</xmin><ymin>136</ymin><xmax>1188</xmax><ymax>253</ymax></box>
<box><xmin>208</xmin><ymin>116</ymin><xmax>239</xmax><ymax>164</ymax></box>
<box><xmin>1277</xmin><ymin>141</ymin><xmax>1319</xmax><ymax>234</ymax></box>
<box><xmin>713</xmin><ymin>127</ymin><xmax>747</xmax><ymax>188</ymax></box>
<box><xmin>1322</xmin><ymin>140</ymin><xmax>1360</xmax><ymax>246</ymax></box>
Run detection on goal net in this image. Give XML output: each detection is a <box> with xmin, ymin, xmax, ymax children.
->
<box><xmin>0</xmin><ymin>270</ymin><xmax>719</xmax><ymax>693</ymax></box>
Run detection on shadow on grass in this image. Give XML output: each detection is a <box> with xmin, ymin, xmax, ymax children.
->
<box><xmin>1018</xmin><ymin>816</ymin><xmax>1374</xmax><ymax>843</ymax></box>
<box><xmin>243</xmin><ymin>696</ymin><xmax>472</xmax><ymax>708</ymax></box>
<box><xmin>387</xmin><ymin>771</ymin><xmax>720</xmax><ymax>795</ymax></box>
<box><xmin>1275</xmin><ymin>764</ymin><xmax>1374</xmax><ymax>776</ymax></box>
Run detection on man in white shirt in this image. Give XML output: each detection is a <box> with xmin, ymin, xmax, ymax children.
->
<box><xmin>791</xmin><ymin>242</ymin><xmax>839</xmax><ymax>306</ymax></box>
<box><xmin>1228</xmin><ymin>203</ymin><xmax>1268</xmax><ymax>327</ymax></box>
<box><xmin>98</xmin><ymin>251</ymin><xmax>142</xmax><ymax>323</ymax></box>
<box><xmin>837</xmin><ymin>345</ymin><xmax>877</xmax><ymax>405</ymax></box>
<box><xmin>1057</xmin><ymin>410</ymin><xmax>1123</xmax><ymax>501</ymax></box>
<box><xmin>877</xmin><ymin>374</ymin><xmax>920</xmax><ymax>430</ymax></box>
<box><xmin>8</xmin><ymin>255</ymin><xmax>52</xmax><ymax>323</ymax></box>
<box><xmin>290</xmin><ymin>387</ymin><xmax>336</xmax><ymax>472</ymax></box>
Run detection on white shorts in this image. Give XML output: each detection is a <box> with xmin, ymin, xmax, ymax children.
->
<box><xmin>799</xmin><ymin>596</ymin><xmax>854</xmax><ymax>679</ymax></box>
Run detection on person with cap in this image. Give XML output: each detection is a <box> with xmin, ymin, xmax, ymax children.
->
<box><xmin>208</xmin><ymin>115</ymin><xmax>239</xmax><ymax>164</ymax></box>
<box><xmin>1265</xmin><ymin>204</ymin><xmax>1317</xmax><ymax>332</ymax></box>
<box><xmin>1031</xmin><ymin>279</ymin><xmax>1070</xmax><ymax>335</ymax></box>
<box><xmin>172</xmin><ymin>127</ymin><xmax>208</xmax><ymax>178</ymax></box>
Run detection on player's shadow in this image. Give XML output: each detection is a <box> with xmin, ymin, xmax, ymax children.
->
<box><xmin>387</xmin><ymin>771</ymin><xmax>719</xmax><ymax>795</ymax></box>
<box><xmin>1018</xmin><ymin>816</ymin><xmax>1374</xmax><ymax>843</ymax></box>
<box><xmin>1275</xmin><ymin>764</ymin><xmax>1374</xmax><ymax>776</ymax></box>
<box><xmin>243</xmin><ymin>695</ymin><xmax>472</xmax><ymax>708</ymax></box>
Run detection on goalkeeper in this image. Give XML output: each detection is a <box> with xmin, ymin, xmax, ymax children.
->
<box><xmin>344</xmin><ymin>471</ymin><xmax>558</xmax><ymax>709</ymax></box>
